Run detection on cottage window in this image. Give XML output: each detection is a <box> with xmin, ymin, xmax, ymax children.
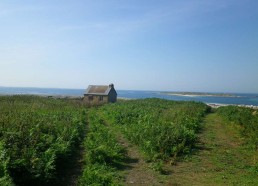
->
<box><xmin>88</xmin><ymin>95</ymin><xmax>93</xmax><ymax>101</ymax></box>
<box><xmin>99</xmin><ymin>96</ymin><xmax>103</xmax><ymax>101</ymax></box>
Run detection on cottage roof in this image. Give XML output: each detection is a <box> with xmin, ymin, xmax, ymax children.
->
<box><xmin>84</xmin><ymin>84</ymin><xmax>115</xmax><ymax>96</ymax></box>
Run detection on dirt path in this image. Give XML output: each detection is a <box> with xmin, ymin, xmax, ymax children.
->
<box><xmin>166</xmin><ymin>113</ymin><xmax>258</xmax><ymax>186</ymax></box>
<box><xmin>115</xmin><ymin>133</ymin><xmax>164</xmax><ymax>186</ymax></box>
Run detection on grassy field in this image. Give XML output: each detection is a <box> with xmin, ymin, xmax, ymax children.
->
<box><xmin>0</xmin><ymin>96</ymin><xmax>257</xmax><ymax>185</ymax></box>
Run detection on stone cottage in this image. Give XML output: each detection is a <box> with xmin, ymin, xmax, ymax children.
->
<box><xmin>83</xmin><ymin>84</ymin><xmax>117</xmax><ymax>105</ymax></box>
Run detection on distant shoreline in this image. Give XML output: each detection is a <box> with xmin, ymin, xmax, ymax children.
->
<box><xmin>160</xmin><ymin>92</ymin><xmax>240</xmax><ymax>98</ymax></box>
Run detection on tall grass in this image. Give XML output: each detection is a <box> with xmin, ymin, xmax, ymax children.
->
<box><xmin>0</xmin><ymin>96</ymin><xmax>86</xmax><ymax>185</ymax></box>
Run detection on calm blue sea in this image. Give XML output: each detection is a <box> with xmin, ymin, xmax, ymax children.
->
<box><xmin>0</xmin><ymin>87</ymin><xmax>258</xmax><ymax>106</ymax></box>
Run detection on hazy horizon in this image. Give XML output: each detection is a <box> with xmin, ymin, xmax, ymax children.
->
<box><xmin>1</xmin><ymin>0</ymin><xmax>258</xmax><ymax>93</ymax></box>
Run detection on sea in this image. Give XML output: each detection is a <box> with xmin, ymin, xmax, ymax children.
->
<box><xmin>0</xmin><ymin>87</ymin><xmax>258</xmax><ymax>106</ymax></box>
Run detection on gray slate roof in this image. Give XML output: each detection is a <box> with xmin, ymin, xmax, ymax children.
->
<box><xmin>84</xmin><ymin>85</ymin><xmax>112</xmax><ymax>96</ymax></box>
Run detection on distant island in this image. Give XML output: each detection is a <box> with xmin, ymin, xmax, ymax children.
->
<box><xmin>160</xmin><ymin>92</ymin><xmax>241</xmax><ymax>97</ymax></box>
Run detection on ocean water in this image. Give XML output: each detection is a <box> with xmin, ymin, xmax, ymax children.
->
<box><xmin>118</xmin><ymin>90</ymin><xmax>258</xmax><ymax>106</ymax></box>
<box><xmin>0</xmin><ymin>87</ymin><xmax>84</xmax><ymax>97</ymax></box>
<box><xmin>0</xmin><ymin>87</ymin><xmax>258</xmax><ymax>106</ymax></box>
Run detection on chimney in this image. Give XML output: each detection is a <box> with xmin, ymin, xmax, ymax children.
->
<box><xmin>109</xmin><ymin>83</ymin><xmax>114</xmax><ymax>88</ymax></box>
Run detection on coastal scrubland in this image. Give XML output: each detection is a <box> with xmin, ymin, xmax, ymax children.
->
<box><xmin>0</xmin><ymin>96</ymin><xmax>257</xmax><ymax>185</ymax></box>
<box><xmin>0</xmin><ymin>96</ymin><xmax>86</xmax><ymax>185</ymax></box>
<box><xmin>78</xmin><ymin>99</ymin><xmax>209</xmax><ymax>185</ymax></box>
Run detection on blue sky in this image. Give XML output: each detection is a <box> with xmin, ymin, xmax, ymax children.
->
<box><xmin>0</xmin><ymin>0</ymin><xmax>258</xmax><ymax>93</ymax></box>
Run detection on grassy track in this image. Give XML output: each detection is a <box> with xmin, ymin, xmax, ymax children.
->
<box><xmin>99</xmin><ymin>109</ymin><xmax>163</xmax><ymax>186</ymax></box>
<box><xmin>68</xmin><ymin>99</ymin><xmax>208</xmax><ymax>185</ymax></box>
<box><xmin>115</xmin><ymin>132</ymin><xmax>163</xmax><ymax>186</ymax></box>
<box><xmin>167</xmin><ymin>113</ymin><xmax>258</xmax><ymax>186</ymax></box>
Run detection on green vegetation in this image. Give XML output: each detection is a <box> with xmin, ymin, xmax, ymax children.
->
<box><xmin>217</xmin><ymin>106</ymin><xmax>258</xmax><ymax>149</ymax></box>
<box><xmin>1</xmin><ymin>96</ymin><xmax>257</xmax><ymax>185</ymax></box>
<box><xmin>168</xmin><ymin>113</ymin><xmax>258</xmax><ymax>186</ymax></box>
<box><xmin>78</xmin><ymin>109</ymin><xmax>125</xmax><ymax>185</ymax></box>
<box><xmin>101</xmin><ymin>99</ymin><xmax>210</xmax><ymax>162</ymax></box>
<box><xmin>0</xmin><ymin>96</ymin><xmax>86</xmax><ymax>185</ymax></box>
<box><xmin>77</xmin><ymin>99</ymin><xmax>210</xmax><ymax>185</ymax></box>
